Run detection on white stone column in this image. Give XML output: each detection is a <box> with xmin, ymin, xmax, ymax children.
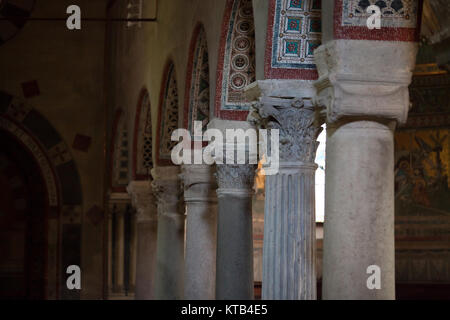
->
<box><xmin>151</xmin><ymin>166</ymin><xmax>185</xmax><ymax>300</ymax></box>
<box><xmin>127</xmin><ymin>181</ymin><xmax>158</xmax><ymax>300</ymax></box>
<box><xmin>181</xmin><ymin>164</ymin><xmax>217</xmax><ymax>300</ymax></box>
<box><xmin>247</xmin><ymin>81</ymin><xmax>322</xmax><ymax>300</ymax></box>
<box><xmin>314</xmin><ymin>40</ymin><xmax>418</xmax><ymax>299</ymax></box>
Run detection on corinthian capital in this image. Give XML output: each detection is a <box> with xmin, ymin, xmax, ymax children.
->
<box><xmin>215</xmin><ymin>164</ymin><xmax>256</xmax><ymax>197</ymax></box>
<box><xmin>249</xmin><ymin>96</ymin><xmax>322</xmax><ymax>163</ymax></box>
<box><xmin>151</xmin><ymin>166</ymin><xmax>183</xmax><ymax>216</ymax></box>
<box><xmin>127</xmin><ymin>181</ymin><xmax>157</xmax><ymax>222</ymax></box>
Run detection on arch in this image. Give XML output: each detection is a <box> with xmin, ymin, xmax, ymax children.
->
<box><xmin>156</xmin><ymin>60</ymin><xmax>179</xmax><ymax>166</ymax></box>
<box><xmin>132</xmin><ymin>88</ymin><xmax>153</xmax><ymax>180</ymax></box>
<box><xmin>215</xmin><ymin>0</ymin><xmax>256</xmax><ymax>121</ymax></box>
<box><xmin>184</xmin><ymin>23</ymin><xmax>210</xmax><ymax>134</ymax></box>
<box><xmin>110</xmin><ymin>108</ymin><xmax>130</xmax><ymax>192</ymax></box>
<box><xmin>0</xmin><ymin>90</ymin><xmax>83</xmax><ymax>300</ymax></box>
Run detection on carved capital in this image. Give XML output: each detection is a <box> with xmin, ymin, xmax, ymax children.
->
<box><xmin>314</xmin><ymin>40</ymin><xmax>418</xmax><ymax>125</ymax></box>
<box><xmin>126</xmin><ymin>181</ymin><xmax>157</xmax><ymax>222</ymax></box>
<box><xmin>180</xmin><ymin>164</ymin><xmax>217</xmax><ymax>203</ymax></box>
<box><xmin>215</xmin><ymin>164</ymin><xmax>256</xmax><ymax>197</ymax></box>
<box><xmin>248</xmin><ymin>96</ymin><xmax>322</xmax><ymax>163</ymax></box>
<box><xmin>151</xmin><ymin>166</ymin><xmax>183</xmax><ymax>217</ymax></box>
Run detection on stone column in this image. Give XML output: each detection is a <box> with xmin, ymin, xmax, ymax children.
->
<box><xmin>181</xmin><ymin>164</ymin><xmax>217</xmax><ymax>300</ymax></box>
<box><xmin>151</xmin><ymin>166</ymin><xmax>185</xmax><ymax>300</ymax></box>
<box><xmin>127</xmin><ymin>181</ymin><xmax>158</xmax><ymax>300</ymax></box>
<box><xmin>215</xmin><ymin>163</ymin><xmax>256</xmax><ymax>300</ymax></box>
<box><xmin>114</xmin><ymin>206</ymin><xmax>125</xmax><ymax>294</ymax></box>
<box><xmin>314</xmin><ymin>39</ymin><xmax>419</xmax><ymax>299</ymax></box>
<box><xmin>107</xmin><ymin>193</ymin><xmax>131</xmax><ymax>299</ymax></box>
<box><xmin>246</xmin><ymin>80</ymin><xmax>322</xmax><ymax>300</ymax></box>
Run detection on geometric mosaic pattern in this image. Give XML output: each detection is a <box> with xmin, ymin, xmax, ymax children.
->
<box><xmin>218</xmin><ymin>0</ymin><xmax>256</xmax><ymax>113</ymax></box>
<box><xmin>271</xmin><ymin>0</ymin><xmax>321</xmax><ymax>70</ymax></box>
<box><xmin>187</xmin><ymin>26</ymin><xmax>210</xmax><ymax>134</ymax></box>
<box><xmin>342</xmin><ymin>0</ymin><xmax>419</xmax><ymax>28</ymax></box>
<box><xmin>158</xmin><ymin>62</ymin><xmax>179</xmax><ymax>164</ymax></box>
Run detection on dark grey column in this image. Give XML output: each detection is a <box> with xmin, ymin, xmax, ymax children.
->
<box><xmin>215</xmin><ymin>164</ymin><xmax>256</xmax><ymax>300</ymax></box>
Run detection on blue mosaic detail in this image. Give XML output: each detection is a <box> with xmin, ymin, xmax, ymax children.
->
<box><xmin>271</xmin><ymin>0</ymin><xmax>321</xmax><ymax>70</ymax></box>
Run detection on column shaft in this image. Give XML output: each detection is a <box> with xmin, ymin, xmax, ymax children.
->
<box><xmin>215</xmin><ymin>164</ymin><xmax>255</xmax><ymax>300</ymax></box>
<box><xmin>263</xmin><ymin>164</ymin><xmax>317</xmax><ymax>299</ymax></box>
<box><xmin>322</xmin><ymin>121</ymin><xmax>396</xmax><ymax>299</ymax></box>
<box><xmin>183</xmin><ymin>165</ymin><xmax>217</xmax><ymax>300</ymax></box>
<box><xmin>127</xmin><ymin>181</ymin><xmax>159</xmax><ymax>300</ymax></box>
<box><xmin>135</xmin><ymin>220</ymin><xmax>158</xmax><ymax>299</ymax></box>
<box><xmin>152</xmin><ymin>167</ymin><xmax>185</xmax><ymax>300</ymax></box>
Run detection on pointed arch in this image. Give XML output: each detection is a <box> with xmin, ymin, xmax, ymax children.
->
<box><xmin>156</xmin><ymin>60</ymin><xmax>179</xmax><ymax>166</ymax></box>
<box><xmin>184</xmin><ymin>23</ymin><xmax>210</xmax><ymax>134</ymax></box>
<box><xmin>215</xmin><ymin>0</ymin><xmax>256</xmax><ymax>120</ymax></box>
<box><xmin>132</xmin><ymin>88</ymin><xmax>153</xmax><ymax>180</ymax></box>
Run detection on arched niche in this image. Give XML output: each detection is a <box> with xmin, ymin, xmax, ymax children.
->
<box><xmin>0</xmin><ymin>91</ymin><xmax>83</xmax><ymax>300</ymax></box>
<box><xmin>215</xmin><ymin>0</ymin><xmax>256</xmax><ymax>121</ymax></box>
<box><xmin>132</xmin><ymin>88</ymin><xmax>153</xmax><ymax>180</ymax></box>
<box><xmin>184</xmin><ymin>23</ymin><xmax>210</xmax><ymax>134</ymax></box>
<box><xmin>156</xmin><ymin>60</ymin><xmax>179</xmax><ymax>166</ymax></box>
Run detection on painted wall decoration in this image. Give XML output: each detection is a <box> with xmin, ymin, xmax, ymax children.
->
<box><xmin>133</xmin><ymin>89</ymin><xmax>153</xmax><ymax>180</ymax></box>
<box><xmin>184</xmin><ymin>24</ymin><xmax>210</xmax><ymax>134</ymax></box>
<box><xmin>265</xmin><ymin>0</ymin><xmax>321</xmax><ymax>79</ymax></box>
<box><xmin>157</xmin><ymin>62</ymin><xmax>179</xmax><ymax>166</ymax></box>
<box><xmin>335</xmin><ymin>0</ymin><xmax>422</xmax><ymax>41</ymax></box>
<box><xmin>215</xmin><ymin>0</ymin><xmax>256</xmax><ymax>120</ymax></box>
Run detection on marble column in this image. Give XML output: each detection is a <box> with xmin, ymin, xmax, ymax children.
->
<box><xmin>215</xmin><ymin>163</ymin><xmax>256</xmax><ymax>300</ymax></box>
<box><xmin>181</xmin><ymin>164</ymin><xmax>217</xmax><ymax>300</ymax></box>
<box><xmin>127</xmin><ymin>181</ymin><xmax>158</xmax><ymax>300</ymax></box>
<box><xmin>151</xmin><ymin>166</ymin><xmax>185</xmax><ymax>300</ymax></box>
<box><xmin>314</xmin><ymin>39</ymin><xmax>418</xmax><ymax>299</ymax></box>
<box><xmin>247</xmin><ymin>81</ymin><xmax>322</xmax><ymax>300</ymax></box>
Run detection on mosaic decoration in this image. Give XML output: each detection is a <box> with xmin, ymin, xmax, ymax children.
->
<box><xmin>265</xmin><ymin>0</ymin><xmax>321</xmax><ymax>79</ymax></box>
<box><xmin>215</xmin><ymin>0</ymin><xmax>256</xmax><ymax>120</ymax></box>
<box><xmin>157</xmin><ymin>62</ymin><xmax>179</xmax><ymax>165</ymax></box>
<box><xmin>133</xmin><ymin>90</ymin><xmax>153</xmax><ymax>180</ymax></box>
<box><xmin>402</xmin><ymin>74</ymin><xmax>450</xmax><ymax>129</ymax></box>
<box><xmin>111</xmin><ymin>110</ymin><xmax>129</xmax><ymax>190</ymax></box>
<box><xmin>185</xmin><ymin>25</ymin><xmax>210</xmax><ymax>134</ymax></box>
<box><xmin>335</xmin><ymin>0</ymin><xmax>422</xmax><ymax>41</ymax></box>
<box><xmin>394</xmin><ymin>128</ymin><xmax>450</xmax><ymax>282</ymax></box>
